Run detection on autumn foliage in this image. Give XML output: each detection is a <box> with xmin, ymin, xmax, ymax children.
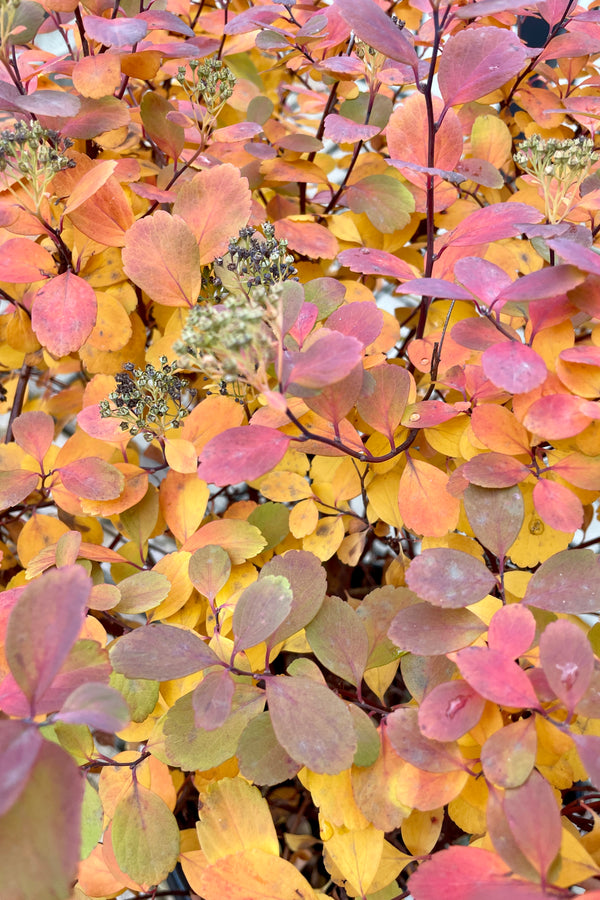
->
<box><xmin>4</xmin><ymin>0</ymin><xmax>600</xmax><ymax>897</ymax></box>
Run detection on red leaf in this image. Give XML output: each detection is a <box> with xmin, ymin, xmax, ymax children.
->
<box><xmin>487</xmin><ymin>604</ymin><xmax>536</xmax><ymax>658</ymax></box>
<box><xmin>539</xmin><ymin>619</ymin><xmax>594</xmax><ymax>715</ymax></box>
<box><xmin>59</xmin><ymin>457</ymin><xmax>125</xmax><ymax>501</ymax></box>
<box><xmin>418</xmin><ymin>680</ymin><xmax>486</xmax><ymax>742</ymax></box>
<box><xmin>482</xmin><ymin>342</ymin><xmax>547</xmax><ymax>394</ymax></box>
<box><xmin>523</xmin><ymin>393</ymin><xmax>600</xmax><ymax>439</ymax></box>
<box><xmin>451</xmin><ymin>318</ymin><xmax>510</xmax><ymax>350</ymax></box>
<box><xmin>532</xmin><ymin>478</ymin><xmax>583</xmax><ymax>532</ymax></box>
<box><xmin>336</xmin><ymin>0</ymin><xmax>418</xmax><ymax>68</ymax></box>
<box><xmin>408</xmin><ymin>846</ymin><xmax>511</xmax><ymax>900</ymax></box>
<box><xmin>443</xmin><ymin>202</ymin><xmax>543</xmax><ymax>248</ymax></box>
<box><xmin>83</xmin><ymin>13</ymin><xmax>148</xmax><ymax>46</ymax></box>
<box><xmin>523</xmin><ymin>548</ymin><xmax>600</xmax><ymax>613</ymax></box>
<box><xmin>546</xmin><ymin>236</ymin><xmax>600</xmax><ymax>275</ymax></box>
<box><xmin>406</xmin><ymin>548</ymin><xmax>496</xmax><ymax>608</ymax></box>
<box><xmin>192</xmin><ymin>669</ymin><xmax>234</xmax><ymax>731</ymax></box>
<box><xmin>395</xmin><ymin>278</ymin><xmax>474</xmax><ymax>300</ymax></box>
<box><xmin>0</xmin><ymin>238</ymin><xmax>56</xmax><ymax>283</ymax></box>
<box><xmin>389</xmin><ymin>604</ymin><xmax>486</xmax><ymax>656</ymax></box>
<box><xmin>462</xmin><ymin>453</ymin><xmax>531</xmax><ymax>488</ymax></box>
<box><xmin>438</xmin><ymin>27</ymin><xmax>527</xmax><ymax>107</ymax></box>
<box><xmin>337</xmin><ymin>247</ymin><xmax>417</xmax><ymax>280</ymax></box>
<box><xmin>0</xmin><ymin>720</ymin><xmax>42</xmax><ymax>815</ymax></box>
<box><xmin>497</xmin><ymin>264</ymin><xmax>585</xmax><ymax>302</ymax></box>
<box><xmin>323</xmin><ymin>114</ymin><xmax>380</xmax><ymax>144</ymax></box>
<box><xmin>5</xmin><ymin>567</ymin><xmax>91</xmax><ymax>714</ymax></box>
<box><xmin>326</xmin><ymin>301</ymin><xmax>383</xmax><ymax>349</ymax></box>
<box><xmin>198</xmin><ymin>426</ymin><xmax>291</xmax><ymax>486</ymax></box>
<box><xmin>503</xmin><ymin>771</ymin><xmax>562</xmax><ymax>880</ymax></box>
<box><xmin>121</xmin><ymin>211</ymin><xmax>201</xmax><ymax>307</ymax></box>
<box><xmin>172</xmin><ymin>164</ymin><xmax>252</xmax><ymax>265</ymax></box>
<box><xmin>31</xmin><ymin>271</ymin><xmax>97</xmax><ymax>358</ymax></box>
<box><xmin>454</xmin><ymin>647</ymin><xmax>540</xmax><ymax>709</ymax></box>
<box><xmin>109</xmin><ymin>623</ymin><xmax>220</xmax><ymax>680</ymax></box>
<box><xmin>454</xmin><ymin>256</ymin><xmax>512</xmax><ymax>306</ymax></box>
<box><xmin>403</xmin><ymin>400</ymin><xmax>463</xmax><ymax>428</ymax></box>
<box><xmin>357</xmin><ymin>363</ymin><xmax>412</xmax><ymax>443</ymax></box>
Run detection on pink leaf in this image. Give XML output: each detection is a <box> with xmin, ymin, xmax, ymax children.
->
<box><xmin>406</xmin><ymin>548</ymin><xmax>496</xmax><ymax>608</ymax></box>
<box><xmin>482</xmin><ymin>342</ymin><xmax>547</xmax><ymax>394</ymax></box>
<box><xmin>5</xmin><ymin>567</ymin><xmax>91</xmax><ymax>714</ymax></box>
<box><xmin>323</xmin><ymin>114</ymin><xmax>380</xmax><ymax>144</ymax></box>
<box><xmin>539</xmin><ymin>619</ymin><xmax>594</xmax><ymax>715</ymax></box>
<box><xmin>110</xmin><ymin>623</ymin><xmax>220</xmax><ymax>680</ymax></box>
<box><xmin>357</xmin><ymin>363</ymin><xmax>411</xmax><ymax>442</ymax></box>
<box><xmin>503</xmin><ymin>771</ymin><xmax>562</xmax><ymax>880</ymax></box>
<box><xmin>386</xmin><ymin>708</ymin><xmax>464</xmax><ymax>773</ymax></box>
<box><xmin>574</xmin><ymin>734</ymin><xmax>600</xmax><ymax>789</ymax></box>
<box><xmin>198</xmin><ymin>426</ymin><xmax>291</xmax><ymax>486</ymax></box>
<box><xmin>304</xmin><ymin>364</ymin><xmax>364</xmax><ymax>425</ymax></box>
<box><xmin>523</xmin><ymin>393</ymin><xmax>600</xmax><ymax>440</ymax></box>
<box><xmin>443</xmin><ymin>202</ymin><xmax>543</xmax><ymax>248</ymax></box>
<box><xmin>532</xmin><ymin>479</ymin><xmax>584</xmax><ymax>532</ymax></box>
<box><xmin>336</xmin><ymin>0</ymin><xmax>418</xmax><ymax>69</ymax></box>
<box><xmin>0</xmin><ymin>720</ymin><xmax>42</xmax><ymax>816</ymax></box>
<box><xmin>454</xmin><ymin>647</ymin><xmax>540</xmax><ymax>708</ymax></box>
<box><xmin>338</xmin><ymin>247</ymin><xmax>417</xmax><ymax>280</ymax></box>
<box><xmin>59</xmin><ymin>457</ymin><xmax>124</xmax><ymax>501</ymax></box>
<box><xmin>192</xmin><ymin>669</ymin><xmax>234</xmax><ymax>730</ymax></box>
<box><xmin>0</xmin><ymin>470</ymin><xmax>39</xmax><ymax>511</ymax></box>
<box><xmin>83</xmin><ymin>14</ymin><xmax>148</xmax><ymax>46</ymax></box>
<box><xmin>463</xmin><ymin>485</ymin><xmax>525</xmax><ymax>559</ymax></box>
<box><xmin>284</xmin><ymin>330</ymin><xmax>363</xmax><ymax>391</ymax></box>
<box><xmin>31</xmin><ymin>271</ymin><xmax>97</xmax><ymax>358</ymax></box>
<box><xmin>498</xmin><ymin>265</ymin><xmax>585</xmax><ymax>303</ymax></box>
<box><xmin>451</xmin><ymin>318</ymin><xmax>510</xmax><ymax>350</ymax></box>
<box><xmin>438</xmin><ymin>27</ymin><xmax>527</xmax><ymax>107</ymax></box>
<box><xmin>524</xmin><ymin>548</ymin><xmax>600</xmax><ymax>613</ymax></box>
<box><xmin>0</xmin><ymin>238</ymin><xmax>56</xmax><ymax>283</ymax></box>
<box><xmin>461</xmin><ymin>453</ymin><xmax>531</xmax><ymax>488</ymax></box>
<box><xmin>326</xmin><ymin>301</ymin><xmax>383</xmax><ymax>349</ymax></box>
<box><xmin>395</xmin><ymin>278</ymin><xmax>474</xmax><ymax>300</ymax></box>
<box><xmin>11</xmin><ymin>412</ymin><xmax>54</xmax><ymax>464</ymax></box>
<box><xmin>487</xmin><ymin>605</ymin><xmax>536</xmax><ymax>659</ymax></box>
<box><xmin>418</xmin><ymin>681</ymin><xmax>486</xmax><ymax>742</ymax></box>
<box><xmin>389</xmin><ymin>604</ymin><xmax>486</xmax><ymax>656</ymax></box>
<box><xmin>408</xmin><ymin>846</ymin><xmax>512</xmax><ymax>900</ymax></box>
<box><xmin>546</xmin><ymin>237</ymin><xmax>600</xmax><ymax>275</ymax></box>
<box><xmin>402</xmin><ymin>400</ymin><xmax>463</xmax><ymax>428</ymax></box>
<box><xmin>454</xmin><ymin>257</ymin><xmax>512</xmax><ymax>306</ymax></box>
<box><xmin>57</xmin><ymin>682</ymin><xmax>130</xmax><ymax>732</ymax></box>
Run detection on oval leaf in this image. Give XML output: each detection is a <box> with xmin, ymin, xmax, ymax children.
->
<box><xmin>406</xmin><ymin>548</ymin><xmax>496</xmax><ymax>608</ymax></box>
<box><xmin>109</xmin><ymin>623</ymin><xmax>221</xmax><ymax>680</ymax></box>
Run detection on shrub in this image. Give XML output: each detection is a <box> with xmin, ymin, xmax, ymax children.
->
<box><xmin>2</xmin><ymin>0</ymin><xmax>600</xmax><ymax>898</ymax></box>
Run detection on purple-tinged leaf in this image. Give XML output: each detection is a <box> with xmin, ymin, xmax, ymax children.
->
<box><xmin>438</xmin><ymin>27</ymin><xmax>527</xmax><ymax>107</ymax></box>
<box><xmin>260</xmin><ymin>550</ymin><xmax>327</xmax><ymax>649</ymax></box>
<box><xmin>0</xmin><ymin>740</ymin><xmax>83</xmax><ymax>900</ymax></box>
<box><xmin>326</xmin><ymin>301</ymin><xmax>383</xmax><ymax>349</ymax></box>
<box><xmin>192</xmin><ymin>669</ymin><xmax>235</xmax><ymax>731</ymax></box>
<box><xmin>451</xmin><ymin>318</ymin><xmax>510</xmax><ymax>350</ymax></box>
<box><xmin>532</xmin><ymin>478</ymin><xmax>583</xmax><ymax>533</ymax></box>
<box><xmin>406</xmin><ymin>548</ymin><xmax>496</xmax><ymax>608</ymax></box>
<box><xmin>336</xmin><ymin>0</ymin><xmax>418</xmax><ymax>68</ymax></box>
<box><xmin>304</xmin><ymin>363</ymin><xmax>364</xmax><ymax>425</ymax></box>
<box><xmin>523</xmin><ymin>548</ymin><xmax>600</xmax><ymax>613</ymax></box>
<box><xmin>482</xmin><ymin>342</ymin><xmax>547</xmax><ymax>394</ymax></box>
<box><xmin>305</xmin><ymin>595</ymin><xmax>369</xmax><ymax>688</ymax></box>
<box><xmin>389</xmin><ymin>604</ymin><xmax>486</xmax><ymax>656</ymax></box>
<box><xmin>137</xmin><ymin>9</ymin><xmax>194</xmax><ymax>35</ymax></box>
<box><xmin>5</xmin><ymin>566</ymin><xmax>91</xmax><ymax>714</ymax></box>
<box><xmin>443</xmin><ymin>203</ymin><xmax>543</xmax><ymax>248</ymax></box>
<box><xmin>503</xmin><ymin>771</ymin><xmax>562</xmax><ymax>880</ymax></box>
<box><xmin>266</xmin><ymin>674</ymin><xmax>356</xmax><ymax>774</ymax></box>
<box><xmin>395</xmin><ymin>278</ymin><xmax>474</xmax><ymax>300</ymax></box>
<box><xmin>487</xmin><ymin>605</ymin><xmax>536</xmax><ymax>659</ymax></box>
<box><xmin>323</xmin><ymin>114</ymin><xmax>381</xmax><ymax>144</ymax></box>
<box><xmin>418</xmin><ymin>681</ymin><xmax>486</xmax><ymax>742</ymax></box>
<box><xmin>546</xmin><ymin>237</ymin><xmax>600</xmax><ymax>275</ymax></box>
<box><xmin>497</xmin><ymin>265</ymin><xmax>585</xmax><ymax>303</ymax></box>
<box><xmin>18</xmin><ymin>90</ymin><xmax>81</xmax><ymax>118</ymax></box>
<box><xmin>57</xmin><ymin>682</ymin><xmax>130</xmax><ymax>732</ymax></box>
<box><xmin>402</xmin><ymin>400</ymin><xmax>464</xmax><ymax>428</ymax></box>
<box><xmin>188</xmin><ymin>545</ymin><xmax>231</xmax><ymax>602</ymax></box>
<box><xmin>574</xmin><ymin>734</ymin><xmax>600</xmax><ymax>789</ymax></box>
<box><xmin>83</xmin><ymin>14</ymin><xmax>148</xmax><ymax>46</ymax></box>
<box><xmin>198</xmin><ymin>426</ymin><xmax>291</xmax><ymax>486</ymax></box>
<box><xmin>539</xmin><ymin>619</ymin><xmax>594</xmax><ymax>715</ymax></box>
<box><xmin>0</xmin><ymin>720</ymin><xmax>42</xmax><ymax>816</ymax></box>
<box><xmin>232</xmin><ymin>575</ymin><xmax>293</xmax><ymax>653</ymax></box>
<box><xmin>59</xmin><ymin>457</ymin><xmax>124</xmax><ymax>501</ymax></box>
<box><xmin>386</xmin><ymin>708</ymin><xmax>465</xmax><ymax>773</ymax></box>
<box><xmin>481</xmin><ymin>718</ymin><xmax>537</xmax><ymax>789</ymax></box>
<box><xmin>288</xmin><ymin>302</ymin><xmax>318</xmax><ymax>347</ymax></box>
<box><xmin>109</xmin><ymin>623</ymin><xmax>221</xmax><ymax>680</ymax></box>
<box><xmin>338</xmin><ymin>247</ymin><xmax>417</xmax><ymax>280</ymax></box>
<box><xmin>463</xmin><ymin>485</ymin><xmax>524</xmax><ymax>559</ymax></box>
<box><xmin>408</xmin><ymin>846</ymin><xmax>519</xmax><ymax>900</ymax></box>
<box><xmin>454</xmin><ymin>647</ymin><xmax>541</xmax><ymax>709</ymax></box>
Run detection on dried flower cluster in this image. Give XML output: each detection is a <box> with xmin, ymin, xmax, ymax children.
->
<box><xmin>176</xmin><ymin>57</ymin><xmax>236</xmax><ymax>115</ymax></box>
<box><xmin>99</xmin><ymin>358</ymin><xmax>196</xmax><ymax>439</ymax></box>
<box><xmin>514</xmin><ymin>134</ymin><xmax>598</xmax><ymax>222</ymax></box>
<box><xmin>0</xmin><ymin>121</ymin><xmax>75</xmax><ymax>209</ymax></box>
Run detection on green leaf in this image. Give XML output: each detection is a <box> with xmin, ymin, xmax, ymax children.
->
<box><xmin>80</xmin><ymin>780</ymin><xmax>103</xmax><ymax>860</ymax></box>
<box><xmin>345</xmin><ymin>174</ymin><xmax>415</xmax><ymax>233</ymax></box>
<box><xmin>112</xmin><ymin>783</ymin><xmax>180</xmax><ymax>885</ymax></box>
<box><xmin>247</xmin><ymin>502</ymin><xmax>290</xmax><ymax>551</ymax></box>
<box><xmin>109</xmin><ymin>672</ymin><xmax>160</xmax><ymax>723</ymax></box>
<box><xmin>305</xmin><ymin>595</ymin><xmax>369</xmax><ymax>687</ymax></box>
<box><xmin>237</xmin><ymin>712</ymin><xmax>301</xmax><ymax>786</ymax></box>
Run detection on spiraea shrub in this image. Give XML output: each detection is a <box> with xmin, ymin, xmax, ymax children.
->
<box><xmin>4</xmin><ymin>0</ymin><xmax>600</xmax><ymax>898</ymax></box>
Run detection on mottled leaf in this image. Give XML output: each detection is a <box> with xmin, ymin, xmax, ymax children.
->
<box><xmin>481</xmin><ymin>717</ymin><xmax>537</xmax><ymax>788</ymax></box>
<box><xmin>59</xmin><ymin>457</ymin><xmax>124</xmax><ymax>500</ymax></box>
<box><xmin>389</xmin><ymin>604</ymin><xmax>486</xmax><ymax>656</ymax></box>
<box><xmin>523</xmin><ymin>548</ymin><xmax>600</xmax><ymax>613</ymax></box>
<box><xmin>32</xmin><ymin>271</ymin><xmax>97</xmax><ymax>358</ymax></box>
<box><xmin>463</xmin><ymin>484</ymin><xmax>525</xmax><ymax>559</ymax></box>
<box><xmin>305</xmin><ymin>595</ymin><xmax>369</xmax><ymax>687</ymax></box>
<box><xmin>386</xmin><ymin>708</ymin><xmax>465</xmax><ymax>773</ymax></box>
<box><xmin>192</xmin><ymin>669</ymin><xmax>235</xmax><ymax>731</ymax></box>
<box><xmin>188</xmin><ymin>545</ymin><xmax>231</xmax><ymax>601</ymax></box>
<box><xmin>232</xmin><ymin>575</ymin><xmax>293</xmax><ymax>652</ymax></box>
<box><xmin>406</xmin><ymin>548</ymin><xmax>496</xmax><ymax>608</ymax></box>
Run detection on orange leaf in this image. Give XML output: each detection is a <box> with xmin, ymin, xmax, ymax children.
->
<box><xmin>159</xmin><ymin>470</ymin><xmax>210</xmax><ymax>543</ymax></box>
<box><xmin>172</xmin><ymin>164</ymin><xmax>252</xmax><ymax>264</ymax></box>
<box><xmin>182</xmin><ymin>518</ymin><xmax>266</xmax><ymax>563</ymax></box>
<box><xmin>0</xmin><ymin>238</ymin><xmax>56</xmax><ymax>283</ymax></box>
<box><xmin>398</xmin><ymin>459</ymin><xmax>460</xmax><ymax>537</ymax></box>
<box><xmin>31</xmin><ymin>271</ymin><xmax>97</xmax><ymax>358</ymax></box>
<box><xmin>274</xmin><ymin>219</ymin><xmax>338</xmax><ymax>260</ymax></box>
<box><xmin>122</xmin><ymin>211</ymin><xmax>201</xmax><ymax>307</ymax></box>
<box><xmin>194</xmin><ymin>849</ymin><xmax>318</xmax><ymax>900</ymax></box>
<box><xmin>72</xmin><ymin>54</ymin><xmax>121</xmax><ymax>99</ymax></box>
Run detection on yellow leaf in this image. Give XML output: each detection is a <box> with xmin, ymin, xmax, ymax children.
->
<box><xmin>324</xmin><ymin>825</ymin><xmax>384</xmax><ymax>896</ymax></box>
<box><xmin>192</xmin><ymin>848</ymin><xmax>318</xmax><ymax>899</ymax></box>
<box><xmin>401</xmin><ymin>808</ymin><xmax>444</xmax><ymax>856</ymax></box>
<box><xmin>299</xmin><ymin>769</ymin><xmax>370</xmax><ymax>830</ymax></box>
<box><xmin>447</xmin><ymin>775</ymin><xmax>488</xmax><ymax>834</ymax></box>
<box><xmin>164</xmin><ymin>437</ymin><xmax>198</xmax><ymax>474</ymax></box>
<box><xmin>85</xmin><ymin>292</ymin><xmax>132</xmax><ymax>351</ymax></box>
<box><xmin>16</xmin><ymin>513</ymin><xmax>69</xmax><ymax>567</ymax></box>
<box><xmin>159</xmin><ymin>471</ymin><xmax>209</xmax><ymax>544</ymax></box>
<box><xmin>196</xmin><ymin>777</ymin><xmax>279</xmax><ymax>864</ymax></box>
<box><xmin>302</xmin><ymin>516</ymin><xmax>345</xmax><ymax>561</ymax></box>
<box><xmin>366</xmin><ymin>470</ymin><xmax>403</xmax><ymax>529</ymax></box>
<box><xmin>149</xmin><ymin>550</ymin><xmax>193</xmax><ymax>620</ymax></box>
<box><xmin>258</xmin><ymin>470</ymin><xmax>313</xmax><ymax>502</ymax></box>
<box><xmin>553</xmin><ymin>825</ymin><xmax>600</xmax><ymax>887</ymax></box>
<box><xmin>112</xmin><ymin>784</ymin><xmax>180</xmax><ymax>886</ymax></box>
<box><xmin>289</xmin><ymin>499</ymin><xmax>319</xmax><ymax>538</ymax></box>
<box><xmin>363</xmin><ymin>660</ymin><xmax>400</xmax><ymax>703</ymax></box>
<box><xmin>508</xmin><ymin>483</ymin><xmax>571</xmax><ymax>567</ymax></box>
<box><xmin>470</xmin><ymin>115</ymin><xmax>513</xmax><ymax>169</ymax></box>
